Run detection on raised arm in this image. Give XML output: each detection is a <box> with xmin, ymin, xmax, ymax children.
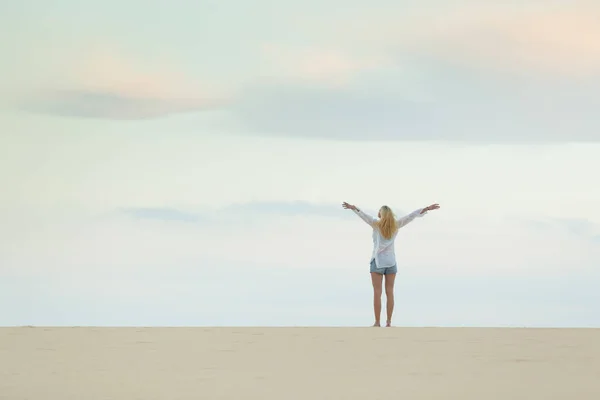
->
<box><xmin>342</xmin><ymin>202</ymin><xmax>377</xmax><ymax>226</ymax></box>
<box><xmin>396</xmin><ymin>203</ymin><xmax>440</xmax><ymax>228</ymax></box>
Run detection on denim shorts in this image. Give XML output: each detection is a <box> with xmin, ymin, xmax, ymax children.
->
<box><xmin>370</xmin><ymin>258</ymin><xmax>397</xmax><ymax>275</ymax></box>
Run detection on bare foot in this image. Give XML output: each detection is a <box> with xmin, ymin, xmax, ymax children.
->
<box><xmin>372</xmin><ymin>322</ymin><xmax>381</xmax><ymax>327</ymax></box>
<box><xmin>385</xmin><ymin>321</ymin><xmax>392</xmax><ymax>327</ymax></box>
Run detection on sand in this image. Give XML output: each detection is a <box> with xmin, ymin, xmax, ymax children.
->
<box><xmin>1</xmin><ymin>327</ymin><xmax>599</xmax><ymax>399</ymax></box>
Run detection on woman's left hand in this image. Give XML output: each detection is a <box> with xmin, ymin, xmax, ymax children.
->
<box><xmin>424</xmin><ymin>203</ymin><xmax>440</xmax><ymax>212</ymax></box>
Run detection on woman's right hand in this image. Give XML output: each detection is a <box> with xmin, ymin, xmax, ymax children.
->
<box><xmin>342</xmin><ymin>202</ymin><xmax>356</xmax><ymax>211</ymax></box>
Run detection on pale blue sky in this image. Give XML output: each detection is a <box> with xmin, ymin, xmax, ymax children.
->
<box><xmin>1</xmin><ymin>0</ymin><xmax>599</xmax><ymax>327</ymax></box>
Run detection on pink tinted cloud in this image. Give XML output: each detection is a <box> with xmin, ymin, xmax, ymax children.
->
<box><xmin>21</xmin><ymin>46</ymin><xmax>231</xmax><ymax>119</ymax></box>
<box><xmin>408</xmin><ymin>5</ymin><xmax>600</xmax><ymax>77</ymax></box>
<box><xmin>259</xmin><ymin>43</ymin><xmax>387</xmax><ymax>86</ymax></box>
<box><xmin>307</xmin><ymin>2</ymin><xmax>600</xmax><ymax>78</ymax></box>
<box><xmin>70</xmin><ymin>48</ymin><xmax>211</xmax><ymax>100</ymax></box>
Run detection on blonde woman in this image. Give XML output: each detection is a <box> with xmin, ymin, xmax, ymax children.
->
<box><xmin>342</xmin><ymin>201</ymin><xmax>440</xmax><ymax>327</ymax></box>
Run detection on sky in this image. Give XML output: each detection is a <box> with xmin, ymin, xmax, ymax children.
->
<box><xmin>1</xmin><ymin>0</ymin><xmax>599</xmax><ymax>327</ymax></box>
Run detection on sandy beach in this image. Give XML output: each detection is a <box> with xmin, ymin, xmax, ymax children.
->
<box><xmin>1</xmin><ymin>327</ymin><xmax>599</xmax><ymax>399</ymax></box>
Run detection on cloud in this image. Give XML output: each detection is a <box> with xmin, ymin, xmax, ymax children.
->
<box><xmin>229</xmin><ymin>77</ymin><xmax>600</xmax><ymax>142</ymax></box>
<box><xmin>308</xmin><ymin>1</ymin><xmax>600</xmax><ymax>78</ymax></box>
<box><xmin>120</xmin><ymin>207</ymin><xmax>203</xmax><ymax>224</ymax></box>
<box><xmin>524</xmin><ymin>217</ymin><xmax>600</xmax><ymax>243</ymax></box>
<box><xmin>220</xmin><ymin>2</ymin><xmax>600</xmax><ymax>143</ymax></box>
<box><xmin>118</xmin><ymin>201</ymin><xmax>350</xmax><ymax>224</ymax></box>
<box><xmin>257</xmin><ymin>43</ymin><xmax>387</xmax><ymax>87</ymax></box>
<box><xmin>400</xmin><ymin>4</ymin><xmax>600</xmax><ymax>78</ymax></box>
<box><xmin>6</xmin><ymin>1</ymin><xmax>600</xmax><ymax>135</ymax></box>
<box><xmin>13</xmin><ymin>47</ymin><xmax>230</xmax><ymax>119</ymax></box>
<box><xmin>221</xmin><ymin>201</ymin><xmax>351</xmax><ymax>218</ymax></box>
<box><xmin>21</xmin><ymin>89</ymin><xmax>226</xmax><ymax>120</ymax></box>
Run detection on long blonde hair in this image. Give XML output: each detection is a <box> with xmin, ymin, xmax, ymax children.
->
<box><xmin>376</xmin><ymin>205</ymin><xmax>398</xmax><ymax>239</ymax></box>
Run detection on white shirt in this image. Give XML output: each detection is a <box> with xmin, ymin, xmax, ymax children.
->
<box><xmin>352</xmin><ymin>207</ymin><xmax>427</xmax><ymax>269</ymax></box>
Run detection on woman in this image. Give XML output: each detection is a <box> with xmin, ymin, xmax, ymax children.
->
<box><xmin>342</xmin><ymin>201</ymin><xmax>440</xmax><ymax>327</ymax></box>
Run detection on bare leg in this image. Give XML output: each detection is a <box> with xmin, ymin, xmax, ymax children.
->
<box><xmin>370</xmin><ymin>272</ymin><xmax>383</xmax><ymax>326</ymax></box>
<box><xmin>384</xmin><ymin>273</ymin><xmax>396</xmax><ymax>327</ymax></box>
